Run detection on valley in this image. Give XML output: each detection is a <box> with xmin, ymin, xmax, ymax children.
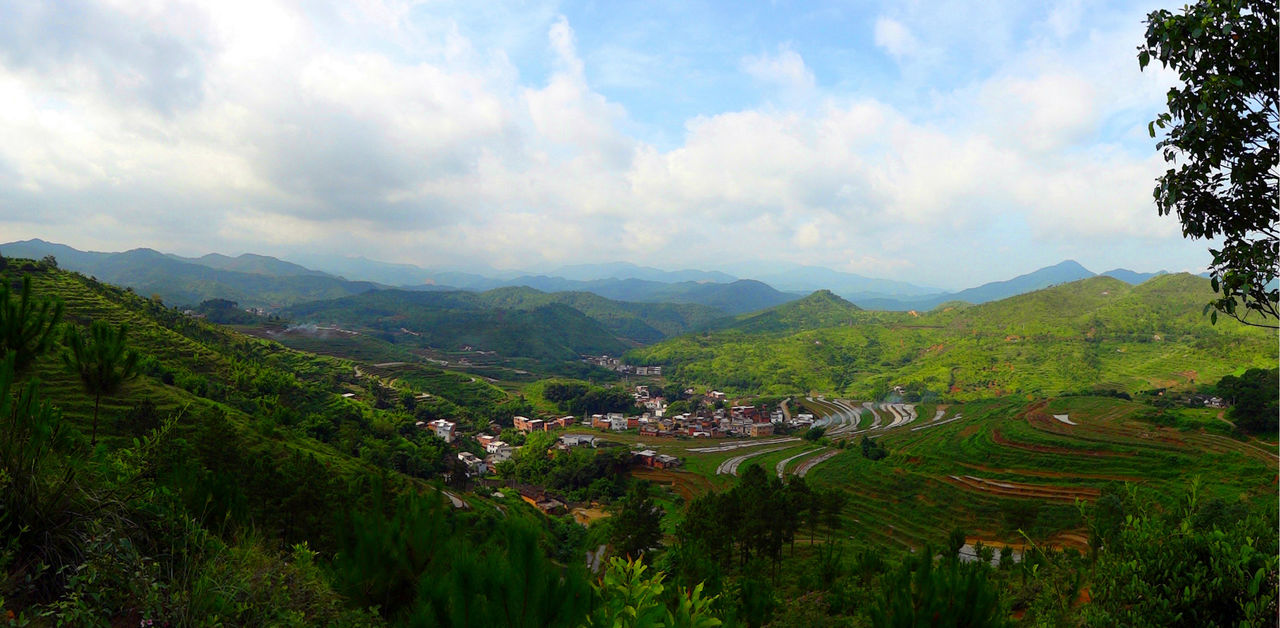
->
<box><xmin>1</xmin><ymin>250</ymin><xmax>1275</xmax><ymax>626</ymax></box>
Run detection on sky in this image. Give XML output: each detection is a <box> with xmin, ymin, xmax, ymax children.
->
<box><xmin>0</xmin><ymin>0</ymin><xmax>1216</xmax><ymax>290</ymax></box>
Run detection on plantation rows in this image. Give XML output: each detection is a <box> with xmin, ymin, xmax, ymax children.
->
<box><xmin>749</xmin><ymin>395</ymin><xmax>1278</xmax><ymax>552</ymax></box>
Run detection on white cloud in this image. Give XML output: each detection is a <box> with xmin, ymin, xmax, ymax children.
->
<box><xmin>0</xmin><ymin>0</ymin><xmax>1209</xmax><ymax>287</ymax></box>
<box><xmin>873</xmin><ymin>17</ymin><xmax>920</xmax><ymax>59</ymax></box>
<box><xmin>742</xmin><ymin>47</ymin><xmax>815</xmax><ymax>91</ymax></box>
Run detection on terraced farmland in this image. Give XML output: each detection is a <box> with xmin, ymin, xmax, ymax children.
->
<box><xmin>649</xmin><ymin>393</ymin><xmax>1276</xmax><ymax>554</ymax></box>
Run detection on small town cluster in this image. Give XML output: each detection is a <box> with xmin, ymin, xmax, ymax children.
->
<box><xmin>582</xmin><ymin>354</ymin><xmax>662</xmax><ymax>375</ymax></box>
<box><xmin>416</xmin><ymin>385</ymin><xmax>818</xmax><ymax>480</ymax></box>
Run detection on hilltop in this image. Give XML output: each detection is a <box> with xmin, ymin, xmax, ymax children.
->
<box><xmin>710</xmin><ymin>289</ymin><xmax>869</xmax><ymax>334</ymax></box>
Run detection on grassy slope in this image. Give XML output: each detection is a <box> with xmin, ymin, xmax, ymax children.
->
<box><xmin>21</xmin><ymin>266</ymin><xmax>506</xmax><ymax>461</ymax></box>
<box><xmin>630</xmin><ymin>274</ymin><xmax>1276</xmax><ymax>399</ymax></box>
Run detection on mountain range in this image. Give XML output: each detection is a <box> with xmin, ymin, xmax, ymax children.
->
<box><xmin>2</xmin><ymin>239</ymin><xmax>1188</xmax><ymax>314</ymax></box>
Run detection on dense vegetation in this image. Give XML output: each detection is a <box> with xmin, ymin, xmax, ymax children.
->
<box><xmin>2</xmin><ymin>260</ymin><xmax>1276</xmax><ymax>626</ymax></box>
<box><xmin>0</xmin><ymin>240</ymin><xmax>381</xmax><ymax>309</ymax></box>
<box><xmin>631</xmin><ymin>274</ymin><xmax>1277</xmax><ymax>400</ymax></box>
<box><xmin>283</xmin><ymin>289</ymin><xmax>629</xmax><ymax>361</ymax></box>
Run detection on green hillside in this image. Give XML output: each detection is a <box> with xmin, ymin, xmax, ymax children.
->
<box><xmin>1</xmin><ymin>262</ymin><xmax>669</xmax><ymax>624</ymax></box>
<box><xmin>475</xmin><ymin>286</ymin><xmax>728</xmax><ymax>342</ymax></box>
<box><xmin>281</xmin><ymin>288</ymin><xmax>630</xmax><ymax>360</ymax></box>
<box><xmin>0</xmin><ymin>239</ymin><xmax>381</xmax><ymax>308</ymax></box>
<box><xmin>629</xmin><ymin>274</ymin><xmax>1277</xmax><ymax>398</ymax></box>
<box><xmin>709</xmin><ymin>288</ymin><xmax>870</xmax><ymax>334</ymax></box>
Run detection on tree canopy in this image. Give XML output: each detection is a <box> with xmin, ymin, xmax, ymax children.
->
<box><xmin>1139</xmin><ymin>0</ymin><xmax>1278</xmax><ymax>327</ymax></box>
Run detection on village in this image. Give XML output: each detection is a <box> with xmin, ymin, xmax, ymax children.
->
<box><xmin>417</xmin><ymin>384</ymin><xmax>817</xmax><ymax>484</ymax></box>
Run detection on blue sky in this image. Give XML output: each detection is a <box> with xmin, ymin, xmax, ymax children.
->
<box><xmin>0</xmin><ymin>0</ymin><xmax>1214</xmax><ymax>289</ymax></box>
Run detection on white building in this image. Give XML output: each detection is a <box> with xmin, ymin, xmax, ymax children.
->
<box><xmin>428</xmin><ymin>419</ymin><xmax>457</xmax><ymax>443</ymax></box>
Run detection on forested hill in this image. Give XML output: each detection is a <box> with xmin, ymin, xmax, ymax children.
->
<box><xmin>474</xmin><ymin>286</ymin><xmax>727</xmax><ymax>342</ymax></box>
<box><xmin>628</xmin><ymin>273</ymin><xmax>1277</xmax><ymax>398</ymax></box>
<box><xmin>0</xmin><ymin>239</ymin><xmax>381</xmax><ymax>308</ymax></box>
<box><xmin>282</xmin><ymin>289</ymin><xmax>631</xmax><ymax>360</ymax></box>
<box><xmin>2</xmin><ymin>259</ymin><xmax>668</xmax><ymax>625</ymax></box>
<box><xmin>707</xmin><ymin>288</ymin><xmax>867</xmax><ymax>334</ymax></box>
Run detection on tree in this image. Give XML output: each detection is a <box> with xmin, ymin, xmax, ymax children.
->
<box><xmin>1138</xmin><ymin>0</ymin><xmax>1278</xmax><ymax>327</ymax></box>
<box><xmin>62</xmin><ymin>320</ymin><xmax>141</xmax><ymax>445</ymax></box>
<box><xmin>608</xmin><ymin>481</ymin><xmax>664</xmax><ymax>560</ymax></box>
<box><xmin>0</xmin><ymin>275</ymin><xmax>64</xmax><ymax>373</ymax></box>
<box><xmin>587</xmin><ymin>557</ymin><xmax>721</xmax><ymax>628</ymax></box>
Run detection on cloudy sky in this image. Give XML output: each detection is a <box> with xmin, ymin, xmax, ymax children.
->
<box><xmin>0</xmin><ymin>0</ymin><xmax>1213</xmax><ymax>289</ymax></box>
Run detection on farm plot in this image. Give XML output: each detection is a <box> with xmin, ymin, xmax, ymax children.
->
<box><xmin>776</xmin><ymin>447</ymin><xmax>828</xmax><ymax>478</ymax></box>
<box><xmin>802</xmin><ymin>396</ymin><xmax>1278</xmax><ymax>553</ymax></box>
<box><xmin>689</xmin><ymin>437</ymin><xmax>799</xmax><ymax>453</ymax></box>
<box><xmin>795</xmin><ymin>449</ymin><xmax>843</xmax><ymax>476</ymax></box>
<box><xmin>943</xmin><ymin>475</ymin><xmax>1101</xmax><ymax>503</ymax></box>
<box><xmin>717</xmin><ymin>445</ymin><xmax>796</xmax><ymax>476</ymax></box>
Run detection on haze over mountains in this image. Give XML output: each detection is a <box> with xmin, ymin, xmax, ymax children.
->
<box><xmin>2</xmin><ymin>239</ymin><xmax>1187</xmax><ymax>314</ymax></box>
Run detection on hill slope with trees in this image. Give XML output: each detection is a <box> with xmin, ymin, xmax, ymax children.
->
<box><xmin>629</xmin><ymin>274</ymin><xmax>1277</xmax><ymax>399</ymax></box>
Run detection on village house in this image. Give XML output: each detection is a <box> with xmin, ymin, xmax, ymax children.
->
<box><xmin>591</xmin><ymin>414</ymin><xmax>610</xmax><ymax>430</ymax></box>
<box><xmin>485</xmin><ymin>441</ymin><xmax>514</xmax><ymax>464</ymax></box>
<box><xmin>748</xmin><ymin>422</ymin><xmax>774</xmax><ymax>437</ymax></box>
<box><xmin>477</xmin><ymin>434</ymin><xmax>497</xmax><ymax>448</ymax></box>
<box><xmin>457</xmin><ymin>452</ymin><xmax>487</xmax><ymax>477</ymax></box>
<box><xmin>517</xmin><ymin>486</ymin><xmax>567</xmax><ymax>515</ymax></box>
<box><xmin>559</xmin><ymin>434</ymin><xmax>598</xmax><ymax>448</ymax></box>
<box><xmin>632</xmin><ymin>449</ymin><xmax>682</xmax><ymax>469</ymax></box>
<box><xmin>609</xmin><ymin>416</ymin><xmax>630</xmax><ymax>431</ymax></box>
<box><xmin>427</xmin><ymin>419</ymin><xmax>456</xmax><ymax>443</ymax></box>
<box><xmin>550</xmin><ymin>416</ymin><xmax>576</xmax><ymax>429</ymax></box>
<box><xmin>513</xmin><ymin>416</ymin><xmax>545</xmax><ymax>434</ymax></box>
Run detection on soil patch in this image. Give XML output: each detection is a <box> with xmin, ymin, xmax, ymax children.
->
<box><xmin>632</xmin><ymin>467</ymin><xmax>715</xmax><ymax>501</ymax></box>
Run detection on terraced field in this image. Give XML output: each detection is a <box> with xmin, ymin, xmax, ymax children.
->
<box><xmin>652</xmin><ymin>394</ymin><xmax>1276</xmax><ymax>554</ymax></box>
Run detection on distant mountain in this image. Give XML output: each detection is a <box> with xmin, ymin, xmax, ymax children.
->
<box><xmin>1101</xmin><ymin>268</ymin><xmax>1169</xmax><ymax>285</ymax></box>
<box><xmin>852</xmin><ymin>260</ymin><xmax>1099</xmax><ymax>311</ymax></box>
<box><xmin>0</xmin><ymin>240</ymin><xmax>379</xmax><ymax>308</ymax></box>
<box><xmin>281</xmin><ymin>290</ymin><xmax>628</xmax><ymax>361</ymax></box>
<box><xmin>493</xmin><ymin>276</ymin><xmax>798</xmax><ymax>314</ymax></box>
<box><xmin>550</xmin><ymin>261</ymin><xmax>736</xmax><ymax>284</ymax></box>
<box><xmin>756</xmin><ymin>266</ymin><xmax>940</xmax><ymax>298</ymax></box>
<box><xmin>176</xmin><ymin>252</ymin><xmax>331</xmax><ymax>278</ymax></box>
<box><xmin>715</xmin><ymin>289</ymin><xmax>867</xmax><ymax>334</ymax></box>
<box><xmin>635</xmin><ymin>279</ymin><xmax>799</xmax><ymax>314</ymax></box>
<box><xmin>475</xmin><ymin>286</ymin><xmax>727</xmax><ymax>344</ymax></box>
<box><xmin>284</xmin><ymin>255</ymin><xmax>439</xmax><ymax>286</ymax></box>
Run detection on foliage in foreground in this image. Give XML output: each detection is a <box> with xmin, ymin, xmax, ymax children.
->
<box><xmin>1139</xmin><ymin>0</ymin><xmax>1278</xmax><ymax>328</ymax></box>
